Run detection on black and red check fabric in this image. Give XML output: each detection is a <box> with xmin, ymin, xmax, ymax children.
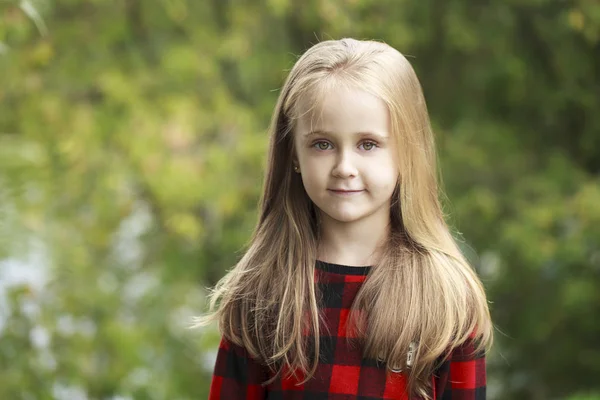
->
<box><xmin>209</xmin><ymin>260</ymin><xmax>486</xmax><ymax>399</ymax></box>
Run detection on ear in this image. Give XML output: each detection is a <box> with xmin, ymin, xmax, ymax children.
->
<box><xmin>291</xmin><ymin>144</ymin><xmax>299</xmax><ymax>167</ymax></box>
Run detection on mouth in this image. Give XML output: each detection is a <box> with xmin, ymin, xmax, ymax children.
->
<box><xmin>328</xmin><ymin>189</ymin><xmax>364</xmax><ymax>195</ymax></box>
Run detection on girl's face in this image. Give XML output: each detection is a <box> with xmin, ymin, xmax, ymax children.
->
<box><xmin>293</xmin><ymin>85</ymin><xmax>399</xmax><ymax>226</ymax></box>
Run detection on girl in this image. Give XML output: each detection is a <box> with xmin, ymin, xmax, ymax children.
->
<box><xmin>195</xmin><ymin>38</ymin><xmax>493</xmax><ymax>399</ymax></box>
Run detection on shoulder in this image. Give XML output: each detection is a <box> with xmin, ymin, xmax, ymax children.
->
<box><xmin>433</xmin><ymin>333</ymin><xmax>487</xmax><ymax>398</ymax></box>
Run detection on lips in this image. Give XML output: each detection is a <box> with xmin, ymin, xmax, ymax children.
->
<box><xmin>328</xmin><ymin>189</ymin><xmax>364</xmax><ymax>193</ymax></box>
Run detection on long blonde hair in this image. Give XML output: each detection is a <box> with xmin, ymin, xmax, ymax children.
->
<box><xmin>194</xmin><ymin>38</ymin><xmax>493</xmax><ymax>399</ymax></box>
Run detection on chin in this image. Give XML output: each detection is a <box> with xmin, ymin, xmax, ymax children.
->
<box><xmin>323</xmin><ymin>208</ymin><xmax>366</xmax><ymax>223</ymax></box>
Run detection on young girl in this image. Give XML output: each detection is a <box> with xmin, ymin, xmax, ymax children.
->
<box><xmin>195</xmin><ymin>38</ymin><xmax>493</xmax><ymax>399</ymax></box>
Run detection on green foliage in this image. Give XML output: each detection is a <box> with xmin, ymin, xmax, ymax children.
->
<box><xmin>568</xmin><ymin>394</ymin><xmax>600</xmax><ymax>400</ymax></box>
<box><xmin>1</xmin><ymin>0</ymin><xmax>599</xmax><ymax>399</ymax></box>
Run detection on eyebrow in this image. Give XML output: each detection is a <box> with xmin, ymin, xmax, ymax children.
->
<box><xmin>303</xmin><ymin>130</ymin><xmax>389</xmax><ymax>139</ymax></box>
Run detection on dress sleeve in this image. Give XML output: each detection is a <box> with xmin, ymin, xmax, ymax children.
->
<box><xmin>434</xmin><ymin>335</ymin><xmax>487</xmax><ymax>400</ymax></box>
<box><xmin>208</xmin><ymin>336</ymin><xmax>270</xmax><ymax>400</ymax></box>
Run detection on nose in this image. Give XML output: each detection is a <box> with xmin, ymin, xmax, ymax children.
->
<box><xmin>331</xmin><ymin>150</ymin><xmax>358</xmax><ymax>178</ymax></box>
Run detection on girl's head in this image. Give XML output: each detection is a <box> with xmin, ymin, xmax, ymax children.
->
<box><xmin>261</xmin><ymin>38</ymin><xmax>439</xmax><ymax>246</ymax></box>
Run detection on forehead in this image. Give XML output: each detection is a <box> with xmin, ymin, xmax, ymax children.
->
<box><xmin>294</xmin><ymin>85</ymin><xmax>390</xmax><ymax>137</ymax></box>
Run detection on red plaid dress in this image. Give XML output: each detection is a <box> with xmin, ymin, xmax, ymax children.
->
<box><xmin>209</xmin><ymin>260</ymin><xmax>486</xmax><ymax>399</ymax></box>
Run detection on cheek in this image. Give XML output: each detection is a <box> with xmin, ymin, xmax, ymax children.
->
<box><xmin>367</xmin><ymin>158</ymin><xmax>398</xmax><ymax>189</ymax></box>
<box><xmin>300</xmin><ymin>156</ymin><xmax>324</xmax><ymax>176</ymax></box>
<box><xmin>299</xmin><ymin>165</ymin><xmax>324</xmax><ymax>190</ymax></box>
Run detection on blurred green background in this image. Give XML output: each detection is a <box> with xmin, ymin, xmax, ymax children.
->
<box><xmin>1</xmin><ymin>0</ymin><xmax>599</xmax><ymax>399</ymax></box>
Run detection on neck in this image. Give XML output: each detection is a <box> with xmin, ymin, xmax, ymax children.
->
<box><xmin>317</xmin><ymin>211</ymin><xmax>391</xmax><ymax>267</ymax></box>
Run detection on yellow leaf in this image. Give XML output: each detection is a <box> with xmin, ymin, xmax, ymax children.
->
<box><xmin>568</xmin><ymin>9</ymin><xmax>585</xmax><ymax>32</ymax></box>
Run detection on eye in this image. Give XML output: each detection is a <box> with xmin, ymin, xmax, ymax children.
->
<box><xmin>313</xmin><ymin>141</ymin><xmax>332</xmax><ymax>151</ymax></box>
<box><xmin>361</xmin><ymin>141</ymin><xmax>377</xmax><ymax>151</ymax></box>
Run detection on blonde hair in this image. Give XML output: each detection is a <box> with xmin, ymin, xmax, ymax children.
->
<box><xmin>194</xmin><ymin>38</ymin><xmax>493</xmax><ymax>399</ymax></box>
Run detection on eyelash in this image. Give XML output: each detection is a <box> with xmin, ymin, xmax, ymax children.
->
<box><xmin>312</xmin><ymin>140</ymin><xmax>378</xmax><ymax>151</ymax></box>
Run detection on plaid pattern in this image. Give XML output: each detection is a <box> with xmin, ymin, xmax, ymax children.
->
<box><xmin>209</xmin><ymin>261</ymin><xmax>487</xmax><ymax>399</ymax></box>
